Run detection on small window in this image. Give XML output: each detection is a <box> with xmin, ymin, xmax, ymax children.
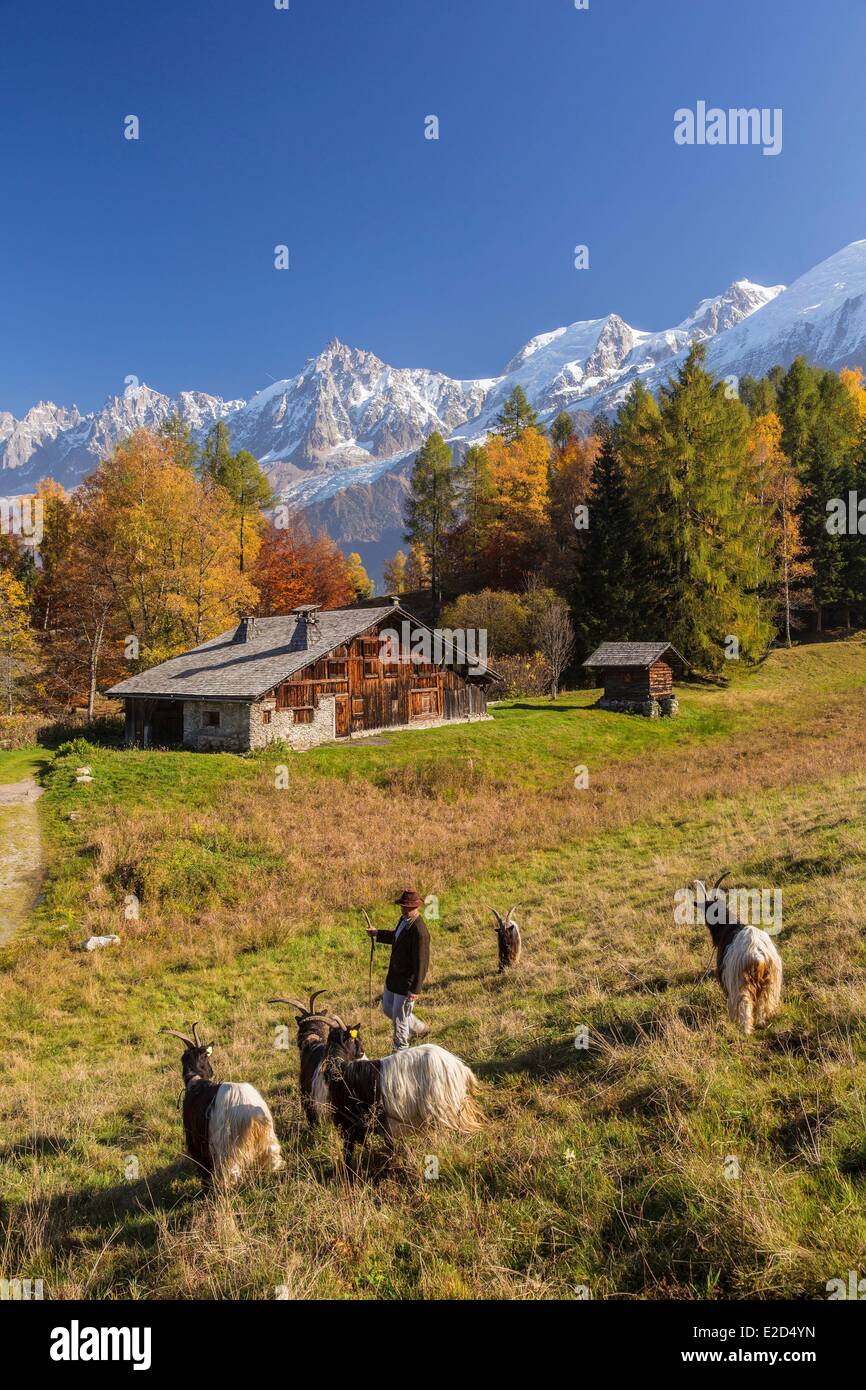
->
<box><xmin>363</xmin><ymin>659</ymin><xmax>379</xmax><ymax>679</ymax></box>
<box><xmin>352</xmin><ymin>697</ymin><xmax>364</xmax><ymax>716</ymax></box>
<box><xmin>261</xmin><ymin>709</ymin><xmax>272</xmax><ymax>725</ymax></box>
<box><xmin>204</xmin><ymin>710</ymin><xmax>220</xmax><ymax>728</ymax></box>
<box><xmin>293</xmin><ymin>708</ymin><xmax>314</xmax><ymax>724</ymax></box>
<box><xmin>328</xmin><ymin>661</ymin><xmax>347</xmax><ymax>678</ymax></box>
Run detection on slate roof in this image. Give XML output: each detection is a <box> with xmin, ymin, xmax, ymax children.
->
<box><xmin>582</xmin><ymin>641</ymin><xmax>689</xmax><ymax>671</ymax></box>
<box><xmin>106</xmin><ymin>605</ymin><xmax>498</xmax><ymax>701</ymax></box>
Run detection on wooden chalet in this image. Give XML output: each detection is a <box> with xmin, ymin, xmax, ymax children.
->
<box><xmin>106</xmin><ymin>601</ymin><xmax>499</xmax><ymax>752</ymax></box>
<box><xmin>583</xmin><ymin>641</ymin><xmax>688</xmax><ymax>717</ymax></box>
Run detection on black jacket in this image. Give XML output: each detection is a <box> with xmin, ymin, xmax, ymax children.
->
<box><xmin>375</xmin><ymin>915</ymin><xmax>430</xmax><ymax>996</ymax></box>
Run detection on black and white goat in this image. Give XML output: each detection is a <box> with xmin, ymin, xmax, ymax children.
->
<box><xmin>268</xmin><ymin>990</ymin><xmax>365</xmax><ymax>1126</ymax></box>
<box><xmin>491</xmin><ymin>907</ymin><xmax>522</xmax><ymax>972</ymax></box>
<box><xmin>694</xmin><ymin>872</ymin><xmax>783</xmax><ymax>1034</ymax></box>
<box><xmin>314</xmin><ymin>1014</ymin><xmax>481</xmax><ymax>1172</ymax></box>
<box><xmin>162</xmin><ymin>1024</ymin><xmax>283</xmax><ymax>1186</ymax></box>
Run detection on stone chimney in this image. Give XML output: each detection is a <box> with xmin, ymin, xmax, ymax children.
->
<box><xmin>234</xmin><ymin>615</ymin><xmax>258</xmax><ymax>643</ymax></box>
<box><xmin>290</xmin><ymin>604</ymin><xmax>322</xmax><ymax>651</ymax></box>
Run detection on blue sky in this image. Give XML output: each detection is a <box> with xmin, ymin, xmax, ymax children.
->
<box><xmin>2</xmin><ymin>0</ymin><xmax>865</xmax><ymax>417</ymax></box>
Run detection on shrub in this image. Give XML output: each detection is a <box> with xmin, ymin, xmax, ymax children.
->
<box><xmin>0</xmin><ymin>713</ymin><xmax>43</xmax><ymax>750</ymax></box>
<box><xmin>440</xmin><ymin>589</ymin><xmax>530</xmax><ymax>656</ymax></box>
<box><xmin>490</xmin><ymin>652</ymin><xmax>551</xmax><ymax>698</ymax></box>
<box><xmin>55</xmin><ymin>736</ymin><xmax>98</xmax><ymax>760</ymax></box>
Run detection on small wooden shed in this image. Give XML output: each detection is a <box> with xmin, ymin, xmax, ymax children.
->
<box><xmin>583</xmin><ymin>641</ymin><xmax>688</xmax><ymax>717</ymax></box>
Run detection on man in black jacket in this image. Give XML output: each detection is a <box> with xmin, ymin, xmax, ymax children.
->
<box><xmin>367</xmin><ymin>889</ymin><xmax>431</xmax><ymax>1051</ymax></box>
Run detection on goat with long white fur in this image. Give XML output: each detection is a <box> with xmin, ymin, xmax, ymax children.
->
<box><xmin>694</xmin><ymin>872</ymin><xmax>783</xmax><ymax>1034</ymax></box>
<box><xmin>162</xmin><ymin>1024</ymin><xmax>283</xmax><ymax>1187</ymax></box>
<box><xmin>312</xmin><ymin>1013</ymin><xmax>481</xmax><ymax>1172</ymax></box>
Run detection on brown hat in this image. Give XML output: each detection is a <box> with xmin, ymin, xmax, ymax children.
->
<box><xmin>394</xmin><ymin>889</ymin><xmax>423</xmax><ymax>909</ymax></box>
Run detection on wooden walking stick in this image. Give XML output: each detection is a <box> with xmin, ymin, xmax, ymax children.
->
<box><xmin>362</xmin><ymin>908</ymin><xmax>375</xmax><ymax>1032</ymax></box>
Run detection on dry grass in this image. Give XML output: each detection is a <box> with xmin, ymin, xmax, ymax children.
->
<box><xmin>1</xmin><ymin>640</ymin><xmax>866</xmax><ymax>1299</ymax></box>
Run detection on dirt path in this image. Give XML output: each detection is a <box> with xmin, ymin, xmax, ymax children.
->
<box><xmin>0</xmin><ymin>779</ymin><xmax>44</xmax><ymax>943</ymax></box>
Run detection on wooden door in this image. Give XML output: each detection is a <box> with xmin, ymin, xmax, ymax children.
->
<box><xmin>334</xmin><ymin>695</ymin><xmax>350</xmax><ymax>737</ymax></box>
<box><xmin>410</xmin><ymin>688</ymin><xmax>438</xmax><ymax>720</ymax></box>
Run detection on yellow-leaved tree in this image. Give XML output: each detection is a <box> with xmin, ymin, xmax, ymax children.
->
<box><xmin>484</xmin><ymin>426</ymin><xmax>551</xmax><ymax>586</ymax></box>
<box><xmin>0</xmin><ymin>569</ymin><xmax>37</xmax><ymax>715</ymax></box>
<box><xmin>749</xmin><ymin>411</ymin><xmax>812</xmax><ymax>646</ymax></box>
<box><xmin>47</xmin><ymin>430</ymin><xmax>261</xmax><ymax>711</ymax></box>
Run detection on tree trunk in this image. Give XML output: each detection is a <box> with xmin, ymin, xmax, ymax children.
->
<box><xmin>88</xmin><ymin>657</ymin><xmax>97</xmax><ymax>721</ymax></box>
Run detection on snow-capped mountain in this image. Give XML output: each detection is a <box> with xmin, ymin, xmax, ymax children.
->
<box><xmin>0</xmin><ymin>384</ymin><xmax>241</xmax><ymax>490</ymax></box>
<box><xmin>6</xmin><ymin>239</ymin><xmax>866</xmax><ymax>569</ymax></box>
<box><xmin>704</xmin><ymin>240</ymin><xmax>866</xmax><ymax>382</ymax></box>
<box><xmin>225</xmin><ymin>338</ymin><xmax>492</xmax><ymax>493</ymax></box>
<box><xmin>461</xmin><ymin>279</ymin><xmax>785</xmax><ymax>433</ymax></box>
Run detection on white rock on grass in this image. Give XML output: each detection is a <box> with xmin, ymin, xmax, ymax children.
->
<box><xmin>80</xmin><ymin>935</ymin><xmax>121</xmax><ymax>952</ymax></box>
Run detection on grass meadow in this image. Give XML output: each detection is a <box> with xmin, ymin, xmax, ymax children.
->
<box><xmin>2</xmin><ymin>638</ymin><xmax>866</xmax><ymax>1299</ymax></box>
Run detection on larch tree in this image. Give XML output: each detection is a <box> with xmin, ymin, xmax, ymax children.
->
<box><xmin>383</xmin><ymin>549</ymin><xmax>408</xmax><ymax>594</ymax></box>
<box><xmin>495</xmin><ymin>385</ymin><xmax>543</xmax><ymax>442</ymax></box>
<box><xmin>619</xmin><ymin>344</ymin><xmax>774</xmax><ymax>670</ymax></box>
<box><xmin>748</xmin><ymin>411</ymin><xmax>812</xmax><ymax>646</ymax></box>
<box><xmin>200</xmin><ymin>423</ymin><xmax>274</xmax><ymax>572</ymax></box>
<box><xmin>405</xmin><ymin>431</ymin><xmax>456</xmax><ymax>603</ymax></box>
<box><xmin>551</xmin><ymin>410</ymin><xmax>575</xmax><ymax>452</ymax></box>
<box><xmin>452</xmin><ymin>443</ymin><xmax>494</xmax><ymax>583</ymax></box>
<box><xmin>481</xmin><ymin>426</ymin><xmax>551</xmax><ymax>588</ymax></box>
<box><xmin>0</xmin><ymin>570</ymin><xmax>37</xmax><ymax>715</ymax></box>
<box><xmin>346</xmin><ymin>552</ymin><xmax>374</xmax><ymax>601</ymax></box>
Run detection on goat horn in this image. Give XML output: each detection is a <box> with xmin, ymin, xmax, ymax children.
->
<box><xmin>318</xmin><ymin>1014</ymin><xmax>347</xmax><ymax>1030</ymax></box>
<box><xmin>309</xmin><ymin>989</ymin><xmax>327</xmax><ymax>1013</ymax></box>
<box><xmin>507</xmin><ymin>906</ymin><xmax>517</xmax><ymax>923</ymax></box>
<box><xmin>713</xmin><ymin>869</ymin><xmax>732</xmax><ymax>890</ymax></box>
<box><xmin>190</xmin><ymin>1022</ymin><xmax>202</xmax><ymax>1047</ymax></box>
<box><xmin>269</xmin><ymin>998</ymin><xmax>310</xmax><ymax>1014</ymax></box>
<box><xmin>161</xmin><ymin>1028</ymin><xmax>196</xmax><ymax>1047</ymax></box>
<box><xmin>490</xmin><ymin>909</ymin><xmax>504</xmax><ymax>928</ymax></box>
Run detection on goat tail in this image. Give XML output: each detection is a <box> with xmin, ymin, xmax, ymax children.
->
<box><xmin>721</xmin><ymin>928</ymin><xmax>783</xmax><ymax>1034</ymax></box>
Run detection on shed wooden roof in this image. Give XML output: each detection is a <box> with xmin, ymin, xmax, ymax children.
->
<box><xmin>583</xmin><ymin>642</ymin><xmax>689</xmax><ymax>671</ymax></box>
<box><xmin>106</xmin><ymin>604</ymin><xmax>497</xmax><ymax>702</ymax></box>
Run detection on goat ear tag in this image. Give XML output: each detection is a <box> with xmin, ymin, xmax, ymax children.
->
<box><xmin>349</xmin><ymin>1029</ymin><xmax>358</xmax><ymax>1038</ymax></box>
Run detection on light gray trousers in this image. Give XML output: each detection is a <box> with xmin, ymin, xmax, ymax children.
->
<box><xmin>381</xmin><ymin>988</ymin><xmax>425</xmax><ymax>1051</ymax></box>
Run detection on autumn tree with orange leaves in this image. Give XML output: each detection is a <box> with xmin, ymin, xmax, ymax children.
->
<box><xmin>39</xmin><ymin>430</ymin><xmax>260</xmax><ymax>712</ymax></box>
<box><xmin>749</xmin><ymin>411</ymin><xmax>812</xmax><ymax>646</ymax></box>
<box><xmin>251</xmin><ymin>514</ymin><xmax>356</xmax><ymax>614</ymax></box>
